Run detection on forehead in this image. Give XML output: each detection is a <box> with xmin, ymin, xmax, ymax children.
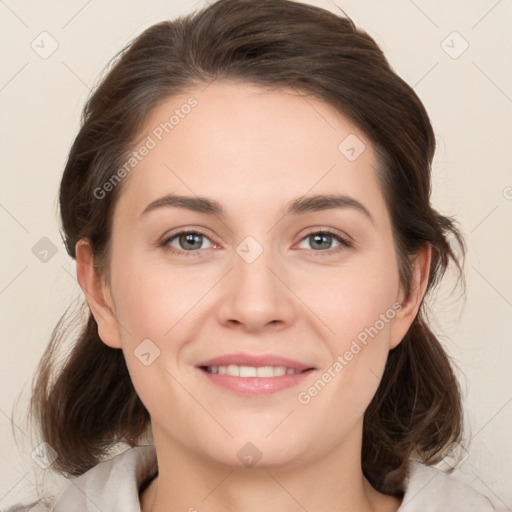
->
<box><xmin>115</xmin><ymin>80</ymin><xmax>386</xmax><ymax>221</ymax></box>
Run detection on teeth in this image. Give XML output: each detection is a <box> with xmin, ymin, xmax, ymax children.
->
<box><xmin>205</xmin><ymin>365</ymin><xmax>303</xmax><ymax>377</ymax></box>
<box><xmin>240</xmin><ymin>366</ymin><xmax>257</xmax><ymax>377</ymax></box>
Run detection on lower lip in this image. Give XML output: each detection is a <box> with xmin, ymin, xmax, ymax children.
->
<box><xmin>198</xmin><ymin>368</ymin><xmax>314</xmax><ymax>395</ymax></box>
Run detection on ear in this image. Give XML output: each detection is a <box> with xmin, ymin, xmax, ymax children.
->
<box><xmin>75</xmin><ymin>239</ymin><xmax>122</xmax><ymax>349</ymax></box>
<box><xmin>389</xmin><ymin>243</ymin><xmax>432</xmax><ymax>350</ymax></box>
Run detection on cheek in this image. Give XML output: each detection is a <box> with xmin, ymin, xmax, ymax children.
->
<box><xmin>295</xmin><ymin>251</ymin><xmax>400</xmax><ymax>410</ymax></box>
<box><xmin>110</xmin><ymin>254</ymin><xmax>212</xmax><ymax>344</ymax></box>
<box><xmin>108</xmin><ymin>256</ymin><xmax>202</xmax><ymax>420</ymax></box>
<box><xmin>108</xmin><ymin>255</ymin><xmax>216</xmax><ymax>404</ymax></box>
<box><xmin>303</xmin><ymin>250</ymin><xmax>400</xmax><ymax>347</ymax></box>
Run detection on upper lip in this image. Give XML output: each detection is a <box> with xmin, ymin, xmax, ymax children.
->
<box><xmin>196</xmin><ymin>353</ymin><xmax>315</xmax><ymax>371</ymax></box>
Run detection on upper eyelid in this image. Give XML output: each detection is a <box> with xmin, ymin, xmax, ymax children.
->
<box><xmin>162</xmin><ymin>228</ymin><xmax>215</xmax><ymax>244</ymax></box>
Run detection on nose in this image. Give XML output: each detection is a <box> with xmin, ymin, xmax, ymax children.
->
<box><xmin>216</xmin><ymin>240</ymin><xmax>296</xmax><ymax>332</ymax></box>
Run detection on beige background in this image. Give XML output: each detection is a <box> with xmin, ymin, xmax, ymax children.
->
<box><xmin>1</xmin><ymin>0</ymin><xmax>511</xmax><ymax>509</ymax></box>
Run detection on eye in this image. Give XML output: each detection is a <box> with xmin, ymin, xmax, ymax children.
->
<box><xmin>160</xmin><ymin>228</ymin><xmax>352</xmax><ymax>258</ymax></box>
<box><xmin>162</xmin><ymin>230</ymin><xmax>215</xmax><ymax>256</ymax></box>
<box><xmin>296</xmin><ymin>230</ymin><xmax>352</xmax><ymax>255</ymax></box>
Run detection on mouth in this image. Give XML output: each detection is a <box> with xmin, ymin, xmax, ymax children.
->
<box><xmin>200</xmin><ymin>365</ymin><xmax>311</xmax><ymax>377</ymax></box>
<box><xmin>195</xmin><ymin>353</ymin><xmax>316</xmax><ymax>395</ymax></box>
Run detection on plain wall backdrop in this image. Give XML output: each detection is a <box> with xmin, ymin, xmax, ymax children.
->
<box><xmin>1</xmin><ymin>0</ymin><xmax>511</xmax><ymax>509</ymax></box>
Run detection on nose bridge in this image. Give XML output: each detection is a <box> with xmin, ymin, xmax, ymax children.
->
<box><xmin>234</xmin><ymin>233</ymin><xmax>281</xmax><ymax>303</ymax></box>
<box><xmin>217</xmin><ymin>233</ymin><xmax>295</xmax><ymax>330</ymax></box>
<box><xmin>236</xmin><ymin>234</ymin><xmax>275</xmax><ymax>289</ymax></box>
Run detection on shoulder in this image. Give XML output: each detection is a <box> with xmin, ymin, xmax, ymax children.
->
<box><xmin>399</xmin><ymin>461</ymin><xmax>495</xmax><ymax>512</ymax></box>
<box><xmin>51</xmin><ymin>444</ymin><xmax>157</xmax><ymax>512</ymax></box>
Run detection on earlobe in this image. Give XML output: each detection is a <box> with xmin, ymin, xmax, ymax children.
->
<box><xmin>389</xmin><ymin>243</ymin><xmax>432</xmax><ymax>350</ymax></box>
<box><xmin>75</xmin><ymin>239</ymin><xmax>122</xmax><ymax>349</ymax></box>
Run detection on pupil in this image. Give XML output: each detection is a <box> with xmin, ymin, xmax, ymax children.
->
<box><xmin>312</xmin><ymin>233</ymin><xmax>331</xmax><ymax>250</ymax></box>
<box><xmin>181</xmin><ymin>233</ymin><xmax>202</xmax><ymax>250</ymax></box>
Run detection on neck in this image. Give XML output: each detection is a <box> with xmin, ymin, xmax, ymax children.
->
<box><xmin>141</xmin><ymin>424</ymin><xmax>402</xmax><ymax>512</ymax></box>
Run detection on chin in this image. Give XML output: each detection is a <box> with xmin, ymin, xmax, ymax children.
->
<box><xmin>200</xmin><ymin>431</ymin><xmax>309</xmax><ymax>471</ymax></box>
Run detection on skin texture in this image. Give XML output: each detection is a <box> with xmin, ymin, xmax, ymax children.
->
<box><xmin>76</xmin><ymin>80</ymin><xmax>431</xmax><ymax>512</ymax></box>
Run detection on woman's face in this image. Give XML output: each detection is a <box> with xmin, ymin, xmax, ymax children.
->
<box><xmin>87</xmin><ymin>80</ymin><xmax>421</xmax><ymax>469</ymax></box>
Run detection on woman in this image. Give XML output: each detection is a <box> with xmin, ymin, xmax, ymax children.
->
<box><xmin>11</xmin><ymin>0</ymin><xmax>495</xmax><ymax>510</ymax></box>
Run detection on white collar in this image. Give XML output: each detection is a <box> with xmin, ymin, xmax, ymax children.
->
<box><xmin>52</xmin><ymin>445</ymin><xmax>494</xmax><ymax>512</ymax></box>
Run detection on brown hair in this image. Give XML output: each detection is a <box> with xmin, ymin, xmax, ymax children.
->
<box><xmin>24</xmin><ymin>0</ymin><xmax>465</xmax><ymax>500</ymax></box>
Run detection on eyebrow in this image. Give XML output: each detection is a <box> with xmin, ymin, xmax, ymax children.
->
<box><xmin>140</xmin><ymin>193</ymin><xmax>374</xmax><ymax>223</ymax></box>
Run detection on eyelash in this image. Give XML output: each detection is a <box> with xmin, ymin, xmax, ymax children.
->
<box><xmin>160</xmin><ymin>228</ymin><xmax>353</xmax><ymax>258</ymax></box>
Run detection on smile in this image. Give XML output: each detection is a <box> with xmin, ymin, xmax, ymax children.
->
<box><xmin>203</xmin><ymin>365</ymin><xmax>305</xmax><ymax>377</ymax></box>
<box><xmin>198</xmin><ymin>366</ymin><xmax>314</xmax><ymax>395</ymax></box>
